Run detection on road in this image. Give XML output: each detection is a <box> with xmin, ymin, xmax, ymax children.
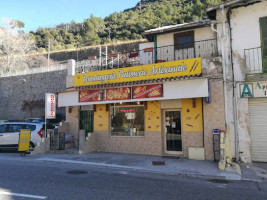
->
<box><xmin>0</xmin><ymin>153</ymin><xmax>267</xmax><ymax>200</ymax></box>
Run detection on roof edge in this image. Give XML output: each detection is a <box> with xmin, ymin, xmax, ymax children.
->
<box><xmin>143</xmin><ymin>19</ymin><xmax>211</xmax><ymax>36</ymax></box>
<box><xmin>205</xmin><ymin>0</ymin><xmax>260</xmax><ymax>12</ymax></box>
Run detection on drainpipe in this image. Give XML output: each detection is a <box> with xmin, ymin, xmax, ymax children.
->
<box><xmin>211</xmin><ymin>5</ymin><xmax>239</xmax><ymax>161</ymax></box>
<box><xmin>227</xmin><ymin>7</ymin><xmax>239</xmax><ymax>161</ymax></box>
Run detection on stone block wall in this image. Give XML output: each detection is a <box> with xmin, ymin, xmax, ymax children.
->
<box><xmin>0</xmin><ymin>69</ymin><xmax>67</xmax><ymax>120</ymax></box>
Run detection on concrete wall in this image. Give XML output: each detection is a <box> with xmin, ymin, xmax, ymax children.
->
<box><xmin>0</xmin><ymin>69</ymin><xmax>67</xmax><ymax>120</ymax></box>
<box><xmin>214</xmin><ymin>6</ymin><xmax>236</xmax><ymax>159</ymax></box>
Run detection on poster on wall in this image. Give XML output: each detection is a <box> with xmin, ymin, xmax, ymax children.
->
<box><xmin>79</xmin><ymin>90</ymin><xmax>103</xmax><ymax>102</ymax></box>
<box><xmin>106</xmin><ymin>87</ymin><xmax>131</xmax><ymax>101</ymax></box>
<box><xmin>132</xmin><ymin>84</ymin><xmax>163</xmax><ymax>99</ymax></box>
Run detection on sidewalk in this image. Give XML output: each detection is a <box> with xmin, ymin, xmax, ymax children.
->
<box><xmin>33</xmin><ymin>152</ymin><xmax>242</xmax><ymax>180</ymax></box>
<box><xmin>241</xmin><ymin>162</ymin><xmax>267</xmax><ymax>182</ymax></box>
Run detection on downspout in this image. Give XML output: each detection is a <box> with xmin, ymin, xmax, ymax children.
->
<box><xmin>210</xmin><ymin>6</ymin><xmax>228</xmax><ymax>130</ymax></box>
<box><xmin>227</xmin><ymin>7</ymin><xmax>239</xmax><ymax>161</ymax></box>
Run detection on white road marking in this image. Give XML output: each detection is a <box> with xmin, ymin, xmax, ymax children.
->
<box><xmin>0</xmin><ymin>191</ymin><xmax>47</xmax><ymax>199</ymax></box>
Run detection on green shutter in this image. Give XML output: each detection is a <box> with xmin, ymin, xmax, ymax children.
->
<box><xmin>260</xmin><ymin>16</ymin><xmax>267</xmax><ymax>73</ymax></box>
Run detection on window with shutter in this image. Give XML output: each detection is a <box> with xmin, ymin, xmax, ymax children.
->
<box><xmin>260</xmin><ymin>16</ymin><xmax>267</xmax><ymax>73</ymax></box>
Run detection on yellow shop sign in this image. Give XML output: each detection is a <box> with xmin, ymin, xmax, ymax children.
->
<box><xmin>75</xmin><ymin>58</ymin><xmax>201</xmax><ymax>87</ymax></box>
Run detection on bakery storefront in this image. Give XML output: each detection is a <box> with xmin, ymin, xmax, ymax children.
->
<box><xmin>59</xmin><ymin>58</ymin><xmax>209</xmax><ymax>157</ymax></box>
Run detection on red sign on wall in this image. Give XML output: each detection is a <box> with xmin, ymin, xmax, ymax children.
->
<box><xmin>132</xmin><ymin>84</ymin><xmax>163</xmax><ymax>99</ymax></box>
<box><xmin>79</xmin><ymin>90</ymin><xmax>103</xmax><ymax>102</ymax></box>
<box><xmin>106</xmin><ymin>87</ymin><xmax>131</xmax><ymax>101</ymax></box>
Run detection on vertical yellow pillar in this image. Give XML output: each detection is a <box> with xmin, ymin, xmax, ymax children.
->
<box><xmin>94</xmin><ymin>104</ymin><xmax>109</xmax><ymax>132</ymax></box>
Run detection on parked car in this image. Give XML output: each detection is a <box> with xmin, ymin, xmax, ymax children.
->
<box><xmin>25</xmin><ymin>118</ymin><xmax>55</xmax><ymax>129</ymax></box>
<box><xmin>0</xmin><ymin>122</ymin><xmax>43</xmax><ymax>153</ymax></box>
<box><xmin>25</xmin><ymin>118</ymin><xmax>45</xmax><ymax>123</ymax></box>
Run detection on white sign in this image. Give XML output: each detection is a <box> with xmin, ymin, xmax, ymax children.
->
<box><xmin>45</xmin><ymin>93</ymin><xmax>56</xmax><ymax>119</ymax></box>
<box><xmin>240</xmin><ymin>81</ymin><xmax>267</xmax><ymax>98</ymax></box>
<box><xmin>254</xmin><ymin>81</ymin><xmax>267</xmax><ymax>97</ymax></box>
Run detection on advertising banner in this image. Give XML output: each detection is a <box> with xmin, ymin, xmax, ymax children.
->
<box><xmin>132</xmin><ymin>84</ymin><xmax>163</xmax><ymax>99</ymax></box>
<box><xmin>79</xmin><ymin>90</ymin><xmax>103</xmax><ymax>102</ymax></box>
<box><xmin>75</xmin><ymin>58</ymin><xmax>202</xmax><ymax>86</ymax></box>
<box><xmin>45</xmin><ymin>93</ymin><xmax>56</xmax><ymax>119</ymax></box>
<box><xmin>18</xmin><ymin>129</ymin><xmax>31</xmax><ymax>152</ymax></box>
<box><xmin>106</xmin><ymin>87</ymin><xmax>131</xmax><ymax>101</ymax></box>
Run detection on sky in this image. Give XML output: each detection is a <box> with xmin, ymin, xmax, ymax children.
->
<box><xmin>0</xmin><ymin>0</ymin><xmax>140</xmax><ymax>32</ymax></box>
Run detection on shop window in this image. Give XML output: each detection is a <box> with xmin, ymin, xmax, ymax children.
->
<box><xmin>110</xmin><ymin>103</ymin><xmax>144</xmax><ymax>136</ymax></box>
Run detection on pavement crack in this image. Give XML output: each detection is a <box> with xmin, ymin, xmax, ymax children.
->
<box><xmin>255</xmin><ymin>182</ymin><xmax>261</xmax><ymax>191</ymax></box>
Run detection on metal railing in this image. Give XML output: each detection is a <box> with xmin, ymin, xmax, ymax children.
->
<box><xmin>244</xmin><ymin>47</ymin><xmax>263</xmax><ymax>74</ymax></box>
<box><xmin>75</xmin><ymin>38</ymin><xmax>218</xmax><ymax>74</ymax></box>
<box><xmin>1</xmin><ymin>64</ymin><xmax>67</xmax><ymax>77</ymax></box>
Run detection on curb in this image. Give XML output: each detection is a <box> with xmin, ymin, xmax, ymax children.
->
<box><xmin>36</xmin><ymin>158</ymin><xmax>242</xmax><ymax>181</ymax></box>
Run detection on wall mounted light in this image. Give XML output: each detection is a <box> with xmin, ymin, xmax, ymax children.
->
<box><xmin>68</xmin><ymin>106</ymin><xmax>73</xmax><ymax>113</ymax></box>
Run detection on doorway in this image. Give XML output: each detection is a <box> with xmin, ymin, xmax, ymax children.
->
<box><xmin>164</xmin><ymin>110</ymin><xmax>182</xmax><ymax>154</ymax></box>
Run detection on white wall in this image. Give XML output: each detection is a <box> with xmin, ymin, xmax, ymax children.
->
<box><xmin>231</xmin><ymin>1</ymin><xmax>267</xmax><ymax>81</ymax></box>
<box><xmin>230</xmin><ymin>1</ymin><xmax>267</xmax><ymax>162</ymax></box>
<box><xmin>156</xmin><ymin>27</ymin><xmax>215</xmax><ymax>47</ymax></box>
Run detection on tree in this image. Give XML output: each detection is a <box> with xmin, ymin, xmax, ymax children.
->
<box><xmin>0</xmin><ymin>18</ymin><xmax>36</xmax><ymax>73</ymax></box>
<box><xmin>21</xmin><ymin>99</ymin><xmax>45</xmax><ymax>117</ymax></box>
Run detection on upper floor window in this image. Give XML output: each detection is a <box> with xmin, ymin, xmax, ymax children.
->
<box><xmin>174</xmin><ymin>31</ymin><xmax>194</xmax><ymax>50</ymax></box>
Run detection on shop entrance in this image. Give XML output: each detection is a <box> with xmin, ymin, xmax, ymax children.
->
<box><xmin>164</xmin><ymin>110</ymin><xmax>182</xmax><ymax>154</ymax></box>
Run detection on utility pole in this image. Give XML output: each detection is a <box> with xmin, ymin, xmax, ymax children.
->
<box><xmin>48</xmin><ymin>39</ymin><xmax>50</xmax><ymax>66</ymax></box>
<box><xmin>107</xmin><ymin>29</ymin><xmax>111</xmax><ymax>41</ymax></box>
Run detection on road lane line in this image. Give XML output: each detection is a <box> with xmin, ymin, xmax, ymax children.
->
<box><xmin>0</xmin><ymin>191</ymin><xmax>47</xmax><ymax>199</ymax></box>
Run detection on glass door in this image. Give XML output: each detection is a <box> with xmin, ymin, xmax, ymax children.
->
<box><xmin>164</xmin><ymin>110</ymin><xmax>182</xmax><ymax>154</ymax></box>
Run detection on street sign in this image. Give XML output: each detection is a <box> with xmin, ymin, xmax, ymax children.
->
<box><xmin>18</xmin><ymin>129</ymin><xmax>31</xmax><ymax>152</ymax></box>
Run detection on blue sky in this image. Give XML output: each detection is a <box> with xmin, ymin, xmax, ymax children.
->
<box><xmin>0</xmin><ymin>0</ymin><xmax>140</xmax><ymax>32</ymax></box>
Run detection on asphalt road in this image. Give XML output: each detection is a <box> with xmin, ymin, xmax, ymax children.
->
<box><xmin>0</xmin><ymin>154</ymin><xmax>267</xmax><ymax>200</ymax></box>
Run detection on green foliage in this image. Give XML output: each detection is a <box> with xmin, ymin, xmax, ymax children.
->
<box><xmin>30</xmin><ymin>0</ymin><xmax>223</xmax><ymax>51</ymax></box>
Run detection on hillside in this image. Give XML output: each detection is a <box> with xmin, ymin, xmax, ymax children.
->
<box><xmin>30</xmin><ymin>0</ymin><xmax>223</xmax><ymax>53</ymax></box>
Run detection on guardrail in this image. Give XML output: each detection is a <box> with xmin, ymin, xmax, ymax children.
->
<box><xmin>75</xmin><ymin>39</ymin><xmax>218</xmax><ymax>74</ymax></box>
<box><xmin>1</xmin><ymin>64</ymin><xmax>67</xmax><ymax>77</ymax></box>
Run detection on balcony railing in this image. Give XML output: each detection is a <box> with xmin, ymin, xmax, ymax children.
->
<box><xmin>75</xmin><ymin>39</ymin><xmax>218</xmax><ymax>74</ymax></box>
<box><xmin>244</xmin><ymin>47</ymin><xmax>263</xmax><ymax>74</ymax></box>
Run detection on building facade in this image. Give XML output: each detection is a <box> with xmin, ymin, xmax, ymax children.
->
<box><xmin>207</xmin><ymin>0</ymin><xmax>267</xmax><ymax>162</ymax></box>
<box><xmin>58</xmin><ymin>19</ymin><xmax>226</xmax><ymax>160</ymax></box>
